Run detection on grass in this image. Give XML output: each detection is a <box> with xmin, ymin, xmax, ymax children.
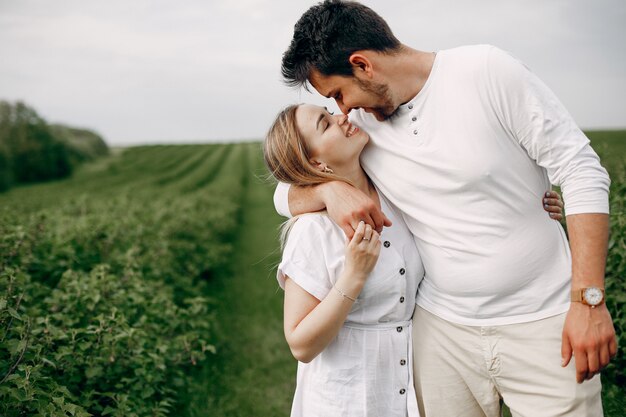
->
<box><xmin>182</xmin><ymin>143</ymin><xmax>295</xmax><ymax>417</ymax></box>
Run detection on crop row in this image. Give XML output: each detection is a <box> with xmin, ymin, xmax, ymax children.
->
<box><xmin>0</xmin><ymin>143</ymin><xmax>252</xmax><ymax>416</ymax></box>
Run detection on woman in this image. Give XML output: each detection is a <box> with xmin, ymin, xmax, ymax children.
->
<box><xmin>263</xmin><ymin>104</ymin><xmax>563</xmax><ymax>417</ymax></box>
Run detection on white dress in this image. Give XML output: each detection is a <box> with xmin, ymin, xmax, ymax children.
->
<box><xmin>277</xmin><ymin>193</ymin><xmax>424</xmax><ymax>417</ymax></box>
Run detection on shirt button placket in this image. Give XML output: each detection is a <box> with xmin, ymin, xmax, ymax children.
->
<box><xmin>408</xmin><ymin>104</ymin><xmax>418</xmax><ymax>136</ymax></box>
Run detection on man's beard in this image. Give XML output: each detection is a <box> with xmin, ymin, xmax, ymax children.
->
<box><xmin>356</xmin><ymin>78</ymin><xmax>399</xmax><ymax>121</ymax></box>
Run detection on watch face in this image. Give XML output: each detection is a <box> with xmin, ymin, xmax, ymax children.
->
<box><xmin>583</xmin><ymin>288</ymin><xmax>603</xmax><ymax>306</ymax></box>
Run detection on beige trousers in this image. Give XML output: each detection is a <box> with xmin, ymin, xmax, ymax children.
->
<box><xmin>411</xmin><ymin>306</ymin><xmax>603</xmax><ymax>417</ymax></box>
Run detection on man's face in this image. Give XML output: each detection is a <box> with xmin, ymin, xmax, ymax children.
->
<box><xmin>309</xmin><ymin>69</ymin><xmax>399</xmax><ymax>121</ymax></box>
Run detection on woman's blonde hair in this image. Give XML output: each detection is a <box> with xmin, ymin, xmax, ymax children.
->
<box><xmin>263</xmin><ymin>104</ymin><xmax>351</xmax><ymax>249</ymax></box>
<box><xmin>263</xmin><ymin>104</ymin><xmax>353</xmax><ymax>187</ymax></box>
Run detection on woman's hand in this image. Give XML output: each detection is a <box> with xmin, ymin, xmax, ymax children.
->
<box><xmin>543</xmin><ymin>190</ymin><xmax>564</xmax><ymax>221</ymax></box>
<box><xmin>343</xmin><ymin>221</ymin><xmax>382</xmax><ymax>284</ymax></box>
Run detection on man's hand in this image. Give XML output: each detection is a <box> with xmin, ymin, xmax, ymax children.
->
<box><xmin>320</xmin><ymin>181</ymin><xmax>392</xmax><ymax>238</ymax></box>
<box><xmin>561</xmin><ymin>302</ymin><xmax>617</xmax><ymax>383</ymax></box>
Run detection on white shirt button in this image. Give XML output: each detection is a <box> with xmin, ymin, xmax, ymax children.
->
<box><xmin>413</xmin><ymin>130</ymin><xmax>418</xmax><ymax>135</ymax></box>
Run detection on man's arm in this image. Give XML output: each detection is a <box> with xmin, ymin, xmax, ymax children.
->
<box><xmin>273</xmin><ymin>181</ymin><xmax>391</xmax><ymax>238</ymax></box>
<box><xmin>485</xmin><ymin>46</ymin><xmax>616</xmax><ymax>382</ymax></box>
<box><xmin>561</xmin><ymin>213</ymin><xmax>617</xmax><ymax>383</ymax></box>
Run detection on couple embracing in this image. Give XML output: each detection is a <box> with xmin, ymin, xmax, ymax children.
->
<box><xmin>263</xmin><ymin>1</ymin><xmax>617</xmax><ymax>416</ymax></box>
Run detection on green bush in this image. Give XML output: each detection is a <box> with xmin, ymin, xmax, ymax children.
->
<box><xmin>0</xmin><ymin>144</ymin><xmax>12</xmax><ymax>191</ymax></box>
<box><xmin>0</xmin><ymin>144</ymin><xmax>248</xmax><ymax>416</ymax></box>
<box><xmin>0</xmin><ymin>264</ymin><xmax>213</xmax><ymax>417</ymax></box>
<box><xmin>0</xmin><ymin>101</ymin><xmax>73</xmax><ymax>185</ymax></box>
<box><xmin>0</xmin><ymin>100</ymin><xmax>110</xmax><ymax>193</ymax></box>
<box><xmin>603</xmin><ymin>165</ymin><xmax>625</xmax><ymax>388</ymax></box>
<box><xmin>51</xmin><ymin>124</ymin><xmax>109</xmax><ymax>165</ymax></box>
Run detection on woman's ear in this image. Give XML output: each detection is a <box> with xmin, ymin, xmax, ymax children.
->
<box><xmin>309</xmin><ymin>158</ymin><xmax>325</xmax><ymax>172</ymax></box>
<box><xmin>310</xmin><ymin>159</ymin><xmax>333</xmax><ymax>174</ymax></box>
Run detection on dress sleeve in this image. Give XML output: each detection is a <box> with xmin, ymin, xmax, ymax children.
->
<box><xmin>485</xmin><ymin>46</ymin><xmax>610</xmax><ymax>215</ymax></box>
<box><xmin>277</xmin><ymin>216</ymin><xmax>337</xmax><ymax>301</ymax></box>
<box><xmin>273</xmin><ymin>181</ymin><xmax>293</xmax><ymax>218</ymax></box>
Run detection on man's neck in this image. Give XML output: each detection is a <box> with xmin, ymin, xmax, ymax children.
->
<box><xmin>388</xmin><ymin>46</ymin><xmax>436</xmax><ymax>105</ymax></box>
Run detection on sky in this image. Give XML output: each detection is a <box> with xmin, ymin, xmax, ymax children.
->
<box><xmin>1</xmin><ymin>0</ymin><xmax>625</xmax><ymax>146</ymax></box>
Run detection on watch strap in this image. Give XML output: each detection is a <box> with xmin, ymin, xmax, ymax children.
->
<box><xmin>570</xmin><ymin>289</ymin><xmax>583</xmax><ymax>302</ymax></box>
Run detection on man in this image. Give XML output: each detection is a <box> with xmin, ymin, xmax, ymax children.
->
<box><xmin>273</xmin><ymin>1</ymin><xmax>617</xmax><ymax>416</ymax></box>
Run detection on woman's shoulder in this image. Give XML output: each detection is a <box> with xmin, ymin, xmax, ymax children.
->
<box><xmin>284</xmin><ymin>213</ymin><xmax>345</xmax><ymax>252</ymax></box>
<box><xmin>287</xmin><ymin>213</ymin><xmax>343</xmax><ymax>239</ymax></box>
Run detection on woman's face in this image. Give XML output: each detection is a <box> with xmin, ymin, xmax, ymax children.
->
<box><xmin>295</xmin><ymin>104</ymin><xmax>369</xmax><ymax>172</ymax></box>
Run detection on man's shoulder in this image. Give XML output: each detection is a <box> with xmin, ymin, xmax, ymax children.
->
<box><xmin>439</xmin><ymin>44</ymin><xmax>499</xmax><ymax>63</ymax></box>
<box><xmin>441</xmin><ymin>45</ymin><xmax>521</xmax><ymax>70</ymax></box>
<box><xmin>436</xmin><ymin>44</ymin><xmax>518</xmax><ymax>86</ymax></box>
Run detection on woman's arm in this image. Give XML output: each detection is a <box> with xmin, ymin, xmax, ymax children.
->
<box><xmin>283</xmin><ymin>222</ymin><xmax>381</xmax><ymax>363</ymax></box>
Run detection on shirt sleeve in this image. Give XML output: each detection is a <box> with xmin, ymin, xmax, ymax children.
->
<box><xmin>277</xmin><ymin>215</ymin><xmax>336</xmax><ymax>301</ymax></box>
<box><xmin>273</xmin><ymin>181</ymin><xmax>293</xmax><ymax>218</ymax></box>
<box><xmin>485</xmin><ymin>46</ymin><xmax>610</xmax><ymax>215</ymax></box>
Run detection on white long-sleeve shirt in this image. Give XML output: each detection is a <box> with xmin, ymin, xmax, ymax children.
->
<box><xmin>275</xmin><ymin>45</ymin><xmax>610</xmax><ymax>326</ymax></box>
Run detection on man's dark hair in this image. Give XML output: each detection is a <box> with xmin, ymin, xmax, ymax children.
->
<box><xmin>281</xmin><ymin>0</ymin><xmax>401</xmax><ymax>89</ymax></box>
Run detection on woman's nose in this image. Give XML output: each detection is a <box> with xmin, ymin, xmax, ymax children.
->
<box><xmin>335</xmin><ymin>114</ymin><xmax>349</xmax><ymax>125</ymax></box>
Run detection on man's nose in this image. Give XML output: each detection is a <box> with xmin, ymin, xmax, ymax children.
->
<box><xmin>335</xmin><ymin>99</ymin><xmax>351</xmax><ymax>115</ymax></box>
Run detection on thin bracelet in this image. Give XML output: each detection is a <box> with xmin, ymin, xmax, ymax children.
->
<box><xmin>334</xmin><ymin>285</ymin><xmax>357</xmax><ymax>302</ymax></box>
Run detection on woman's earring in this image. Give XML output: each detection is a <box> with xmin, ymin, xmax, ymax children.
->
<box><xmin>322</xmin><ymin>166</ymin><xmax>334</xmax><ymax>174</ymax></box>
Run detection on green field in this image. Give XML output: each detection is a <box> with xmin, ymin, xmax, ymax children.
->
<box><xmin>1</xmin><ymin>133</ymin><xmax>624</xmax><ymax>416</ymax></box>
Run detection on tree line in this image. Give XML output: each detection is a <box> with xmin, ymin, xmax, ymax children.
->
<box><xmin>0</xmin><ymin>100</ymin><xmax>109</xmax><ymax>192</ymax></box>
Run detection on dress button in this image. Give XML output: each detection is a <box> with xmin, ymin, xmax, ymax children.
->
<box><xmin>413</xmin><ymin>129</ymin><xmax>418</xmax><ymax>135</ymax></box>
<box><xmin>396</xmin><ymin>326</ymin><xmax>403</xmax><ymax>333</ymax></box>
<box><xmin>399</xmin><ymin>388</ymin><xmax>406</xmax><ymax>395</ymax></box>
<box><xmin>408</xmin><ymin>104</ymin><xmax>413</xmax><ymax>110</ymax></box>
<box><xmin>399</xmin><ymin>268</ymin><xmax>406</xmax><ymax>275</ymax></box>
<box><xmin>384</xmin><ymin>241</ymin><xmax>390</xmax><ymax>248</ymax></box>
<box><xmin>400</xmin><ymin>359</ymin><xmax>406</xmax><ymax>366</ymax></box>
<box><xmin>412</xmin><ymin>116</ymin><xmax>417</xmax><ymax>122</ymax></box>
<box><xmin>400</xmin><ymin>296</ymin><xmax>405</xmax><ymax>303</ymax></box>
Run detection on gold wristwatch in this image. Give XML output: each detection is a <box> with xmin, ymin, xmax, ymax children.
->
<box><xmin>571</xmin><ymin>287</ymin><xmax>605</xmax><ymax>308</ymax></box>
